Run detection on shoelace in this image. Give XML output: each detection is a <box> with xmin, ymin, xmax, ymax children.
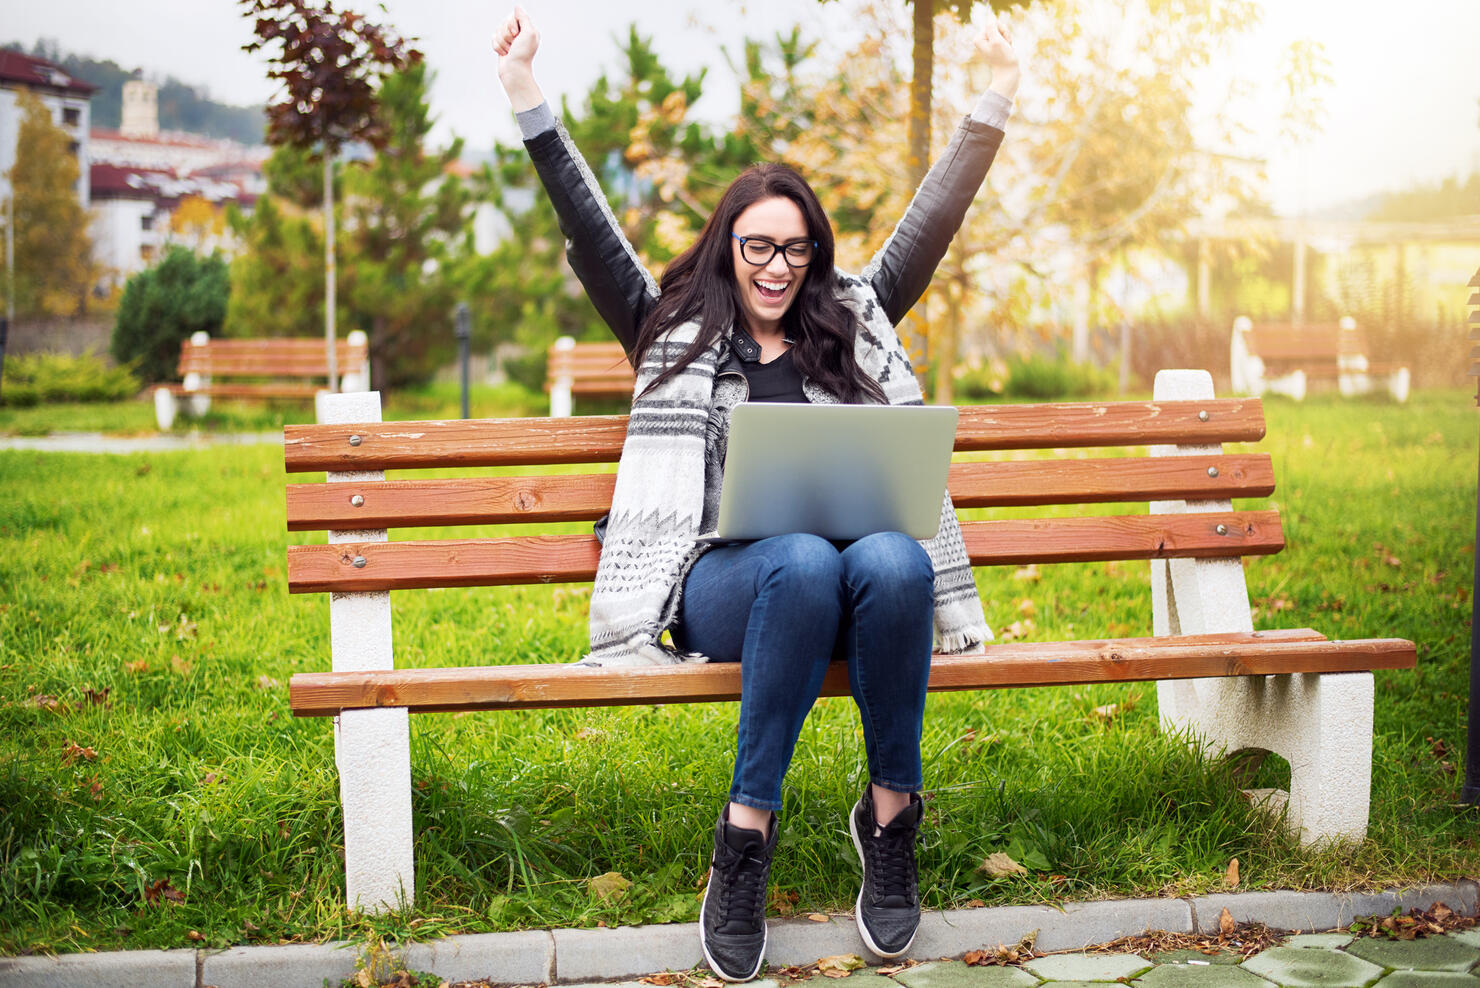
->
<box><xmin>865</xmin><ymin>825</ymin><xmax>918</xmax><ymax>905</ymax></box>
<box><xmin>715</xmin><ymin>843</ymin><xmax>769</xmax><ymax>928</ymax></box>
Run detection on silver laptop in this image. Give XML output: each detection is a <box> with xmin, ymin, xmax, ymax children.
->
<box><xmin>713</xmin><ymin>403</ymin><xmax>959</xmax><ymax>542</ymax></box>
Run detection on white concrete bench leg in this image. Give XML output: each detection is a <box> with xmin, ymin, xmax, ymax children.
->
<box><xmin>340</xmin><ymin>329</ymin><xmax>372</xmax><ymax>393</ymax></box>
<box><xmin>154</xmin><ymin>387</ymin><xmax>177</xmax><ymax>430</ymax></box>
<box><xmin>550</xmin><ymin>335</ymin><xmax>575</xmax><ymax>417</ymax></box>
<box><xmin>1150</xmin><ymin>369</ymin><xmax>1372</xmax><ymax>845</ymax></box>
<box><xmin>318</xmin><ymin>391</ymin><xmax>415</xmax><ymax>912</ymax></box>
<box><xmin>183</xmin><ymin>330</ymin><xmax>212</xmax><ymax>418</ymax></box>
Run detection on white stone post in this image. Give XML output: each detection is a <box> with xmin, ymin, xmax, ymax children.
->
<box><xmin>550</xmin><ymin>335</ymin><xmax>575</xmax><ymax>417</ymax></box>
<box><xmin>1150</xmin><ymin>369</ymin><xmax>1372</xmax><ymax>845</ymax></box>
<box><xmin>1229</xmin><ymin>316</ymin><xmax>1261</xmax><ymax>396</ymax></box>
<box><xmin>153</xmin><ymin>387</ymin><xmax>178</xmax><ymax>430</ymax></box>
<box><xmin>182</xmin><ymin>330</ymin><xmax>212</xmax><ymax>418</ymax></box>
<box><xmin>340</xmin><ymin>329</ymin><xmax>371</xmax><ymax>393</ymax></box>
<box><xmin>316</xmin><ymin>390</ymin><xmax>415</xmax><ymax>912</ymax></box>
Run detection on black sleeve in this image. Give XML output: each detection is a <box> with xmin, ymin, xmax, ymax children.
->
<box><xmin>524</xmin><ymin>124</ymin><xmax>660</xmax><ymax>360</ymax></box>
<box><xmin>865</xmin><ymin>117</ymin><xmax>1005</xmax><ymax>326</ymax></box>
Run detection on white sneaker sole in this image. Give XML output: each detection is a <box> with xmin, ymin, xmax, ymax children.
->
<box><xmin>700</xmin><ymin>871</ymin><xmax>767</xmax><ymax>982</ymax></box>
<box><xmin>848</xmin><ymin>798</ymin><xmax>916</xmax><ymax>960</ymax></box>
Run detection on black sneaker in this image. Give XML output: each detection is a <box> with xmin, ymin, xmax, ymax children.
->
<box><xmin>849</xmin><ymin>788</ymin><xmax>923</xmax><ymax>958</ymax></box>
<box><xmin>700</xmin><ymin>807</ymin><xmax>777</xmax><ymax>982</ymax></box>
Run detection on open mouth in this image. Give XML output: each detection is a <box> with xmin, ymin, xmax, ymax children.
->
<box><xmin>754</xmin><ymin>279</ymin><xmax>790</xmax><ymax>303</ymax></box>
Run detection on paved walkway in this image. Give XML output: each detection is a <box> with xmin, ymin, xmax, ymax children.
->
<box><xmin>3</xmin><ymin>883</ymin><xmax>1476</xmax><ymax>988</ymax></box>
<box><xmin>0</xmin><ymin>430</ymin><xmax>282</xmax><ymax>453</ymax></box>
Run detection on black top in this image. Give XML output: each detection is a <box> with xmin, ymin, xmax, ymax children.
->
<box><xmin>743</xmin><ymin>348</ymin><xmax>806</xmax><ymax>403</ymax></box>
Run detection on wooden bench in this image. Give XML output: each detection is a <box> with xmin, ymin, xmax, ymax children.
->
<box><xmin>545</xmin><ymin>335</ymin><xmax>635</xmax><ymax>416</ymax></box>
<box><xmin>1230</xmin><ymin>317</ymin><xmax>1410</xmax><ymax>402</ymax></box>
<box><xmin>153</xmin><ymin>330</ymin><xmax>370</xmax><ymax>429</ymax></box>
<box><xmin>282</xmin><ymin>369</ymin><xmax>1416</xmax><ymax>913</ymax></box>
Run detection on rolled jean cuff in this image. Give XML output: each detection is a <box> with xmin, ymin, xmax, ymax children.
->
<box><xmin>871</xmin><ymin>776</ymin><xmax>922</xmax><ymax>795</ymax></box>
<box><xmin>728</xmin><ymin>788</ymin><xmax>783</xmax><ymax>814</ymax></box>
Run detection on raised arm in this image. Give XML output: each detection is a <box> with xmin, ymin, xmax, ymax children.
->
<box><xmin>864</xmin><ymin>15</ymin><xmax>1021</xmax><ymax>325</ymax></box>
<box><xmin>494</xmin><ymin>7</ymin><xmax>657</xmax><ymax>357</ymax></box>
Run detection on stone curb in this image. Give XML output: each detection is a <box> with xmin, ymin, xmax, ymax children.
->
<box><xmin>1</xmin><ymin>881</ymin><xmax>1474</xmax><ymax>988</ymax></box>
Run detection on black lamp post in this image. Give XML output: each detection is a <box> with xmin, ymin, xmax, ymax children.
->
<box><xmin>455</xmin><ymin>302</ymin><xmax>471</xmax><ymax>421</ymax></box>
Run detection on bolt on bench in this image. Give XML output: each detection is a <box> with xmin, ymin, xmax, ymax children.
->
<box><xmin>283</xmin><ymin>369</ymin><xmax>1416</xmax><ymax>913</ymax></box>
<box><xmin>153</xmin><ymin>330</ymin><xmax>371</xmax><ymax>429</ymax></box>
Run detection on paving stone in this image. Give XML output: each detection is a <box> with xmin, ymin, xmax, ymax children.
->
<box><xmin>1346</xmin><ymin>937</ymin><xmax>1480</xmax><ymax>973</ymax></box>
<box><xmin>401</xmin><ymin>929</ymin><xmax>554</xmax><ymax>984</ymax></box>
<box><xmin>0</xmin><ymin>948</ymin><xmax>196</xmax><ymax>988</ymax></box>
<box><xmin>1285</xmin><ymin>934</ymin><xmax>1356</xmax><ymax>949</ymax></box>
<box><xmin>552</xmin><ymin>923</ymin><xmax>703</xmax><ymax>981</ymax></box>
<box><xmin>1023</xmin><ymin>952</ymin><xmax>1151</xmax><ymax>981</ymax></box>
<box><xmin>1451</xmin><ymin>932</ymin><xmax>1480</xmax><ymax>949</ymax></box>
<box><xmin>201</xmin><ymin>941</ymin><xmax>360</xmax><ymax>988</ymax></box>
<box><xmin>892</xmin><ymin>960</ymin><xmax>1041</xmax><ymax>988</ymax></box>
<box><xmin>1134</xmin><ymin>962</ymin><xmax>1275</xmax><ymax>987</ymax></box>
<box><xmin>1030</xmin><ymin>982</ymin><xmax>1124</xmax><ymax>987</ymax></box>
<box><xmin>1370</xmin><ymin>974</ymin><xmax>1480</xmax><ymax>987</ymax></box>
<box><xmin>1242</xmin><ymin>946</ymin><xmax>1385</xmax><ymax>987</ymax></box>
<box><xmin>1150</xmin><ymin>948</ymin><xmax>1244</xmax><ymax>965</ymax></box>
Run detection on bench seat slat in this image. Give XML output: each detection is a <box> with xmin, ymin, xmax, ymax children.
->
<box><xmin>168</xmin><ymin>383</ymin><xmax>326</xmax><ymax>399</ymax></box>
<box><xmin>287</xmin><ymin>629</ymin><xmax>1417</xmax><ymax>716</ymax></box>
<box><xmin>284</xmin><ymin>399</ymin><xmax>1265</xmax><ymax>472</ymax></box>
<box><xmin>285</xmin><ymin>454</ymin><xmax>1274</xmax><ymax>530</ymax></box>
<box><xmin>285</xmin><ymin>510</ymin><xmax>1282</xmax><ymax>593</ymax></box>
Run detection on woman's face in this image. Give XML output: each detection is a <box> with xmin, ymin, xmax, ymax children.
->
<box><xmin>730</xmin><ymin>195</ymin><xmax>811</xmax><ymax>336</ymax></box>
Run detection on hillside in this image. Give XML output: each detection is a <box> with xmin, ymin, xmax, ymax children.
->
<box><xmin>4</xmin><ymin>39</ymin><xmax>265</xmax><ymax>144</ymax></box>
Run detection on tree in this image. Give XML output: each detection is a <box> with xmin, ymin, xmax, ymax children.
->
<box><xmin>111</xmin><ymin>247</ymin><xmax>229</xmax><ymax>383</ymax></box>
<box><xmin>241</xmin><ymin>0</ymin><xmax>419</xmax><ymax>388</ymax></box>
<box><xmin>227</xmin><ymin>62</ymin><xmax>476</xmax><ymax>391</ymax></box>
<box><xmin>2</xmin><ymin>91</ymin><xmax>96</xmax><ymax>318</ymax></box>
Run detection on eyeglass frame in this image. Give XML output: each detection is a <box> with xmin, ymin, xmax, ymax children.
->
<box><xmin>730</xmin><ymin>233</ymin><xmax>819</xmax><ymax>268</ymax></box>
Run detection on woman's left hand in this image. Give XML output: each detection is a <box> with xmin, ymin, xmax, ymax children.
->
<box><xmin>976</xmin><ymin>13</ymin><xmax>1020</xmax><ymax>100</ymax></box>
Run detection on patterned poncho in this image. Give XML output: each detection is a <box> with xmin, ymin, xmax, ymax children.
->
<box><xmin>584</xmin><ymin>274</ymin><xmax>991</xmax><ymax>666</ymax></box>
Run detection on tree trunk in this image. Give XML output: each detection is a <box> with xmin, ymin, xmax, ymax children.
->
<box><xmin>908</xmin><ymin>0</ymin><xmax>935</xmax><ymax>188</ymax></box>
<box><xmin>324</xmin><ymin>153</ymin><xmax>339</xmax><ymax>392</ymax></box>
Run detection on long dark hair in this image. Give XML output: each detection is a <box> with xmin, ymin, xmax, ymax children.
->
<box><xmin>631</xmin><ymin>163</ymin><xmax>886</xmax><ymax>404</ymax></box>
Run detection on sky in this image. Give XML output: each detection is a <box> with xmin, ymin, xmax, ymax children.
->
<box><xmin>4</xmin><ymin>0</ymin><xmax>1477</xmax><ymax>216</ymax></box>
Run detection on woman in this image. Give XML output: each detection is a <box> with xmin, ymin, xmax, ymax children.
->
<box><xmin>495</xmin><ymin>7</ymin><xmax>1018</xmax><ymax>980</ymax></box>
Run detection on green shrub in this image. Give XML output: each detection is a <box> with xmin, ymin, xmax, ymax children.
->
<box><xmin>111</xmin><ymin>247</ymin><xmax>229</xmax><ymax>383</ymax></box>
<box><xmin>0</xmin><ymin>350</ymin><xmax>139</xmax><ymax>406</ymax></box>
<box><xmin>1001</xmin><ymin>349</ymin><xmax>1118</xmax><ymax>399</ymax></box>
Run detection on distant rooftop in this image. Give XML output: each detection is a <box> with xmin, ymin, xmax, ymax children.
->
<box><xmin>0</xmin><ymin>50</ymin><xmax>96</xmax><ymax>96</ymax></box>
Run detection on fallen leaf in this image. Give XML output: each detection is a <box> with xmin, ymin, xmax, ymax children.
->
<box><xmin>86</xmin><ymin>777</ymin><xmax>103</xmax><ymax>800</ymax></box>
<box><xmin>187</xmin><ymin>930</ymin><xmax>204</xmax><ymax>942</ymax></box>
<box><xmin>34</xmin><ymin>694</ymin><xmax>68</xmax><ymax>713</ymax></box>
<box><xmin>171</xmin><ymin>655</ymin><xmax>194</xmax><ymax>676</ymax></box>
<box><xmin>1224</xmin><ymin>858</ymin><xmax>1240</xmax><ymax>889</ymax></box>
<box><xmin>806</xmin><ymin>912</ymin><xmax>829</xmax><ymax>922</ymax></box>
<box><xmin>877</xmin><ymin>965</ymin><xmax>905</xmax><ymax>976</ymax></box>
<box><xmin>817</xmin><ymin>954</ymin><xmax>865</xmax><ymax>973</ymax></box>
<box><xmin>965</xmin><ymin>898</ymin><xmax>987</xmax><ymax>908</ymax></box>
<box><xmin>1012</xmin><ymin>564</ymin><xmax>1041</xmax><ymax>582</ymax></box>
<box><xmin>61</xmin><ymin>741</ymin><xmax>97</xmax><ymax>765</ymax></box>
<box><xmin>1092</xmin><ymin>703</ymin><xmax>1120</xmax><ymax>722</ymax></box>
<box><xmin>201</xmin><ymin>772</ymin><xmax>222</xmax><ymax>786</ymax></box>
<box><xmin>144</xmin><ymin>878</ymin><xmax>185</xmax><ymax>905</ymax></box>
<box><xmin>978</xmin><ymin>852</ymin><xmax>1028</xmax><ymax>878</ymax></box>
<box><xmin>1016</xmin><ymin>598</ymin><xmax>1037</xmax><ymax>618</ymax></box>
<box><xmin>588</xmin><ymin>871</ymin><xmax>631</xmax><ymax>901</ymax></box>
<box><xmin>768</xmin><ymin>888</ymin><xmax>799</xmax><ymax>916</ymax></box>
<box><xmin>821</xmin><ymin>971</ymin><xmax>850</xmax><ymax>979</ymax></box>
<box><xmin>1219</xmin><ymin>907</ymin><xmax>1236</xmax><ymax>935</ymax></box>
<box><xmin>1384</xmin><ymin>554</ymin><xmax>1402</xmax><ymax>568</ymax></box>
<box><xmin>640</xmin><ymin>973</ymin><xmax>681</xmax><ymax>985</ymax></box>
<box><xmin>83</xmin><ymin>687</ymin><xmax>110</xmax><ymax>708</ymax></box>
<box><xmin>1429</xmin><ymin>737</ymin><xmax>1449</xmax><ymax>759</ymax></box>
<box><xmin>125</xmin><ymin>659</ymin><xmax>149</xmax><ymax>674</ymax></box>
<box><xmin>256</xmin><ymin>675</ymin><xmax>281</xmax><ymax>690</ymax></box>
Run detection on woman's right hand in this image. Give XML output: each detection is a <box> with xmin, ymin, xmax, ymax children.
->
<box><xmin>975</xmin><ymin>13</ymin><xmax>1020</xmax><ymax>100</ymax></box>
<box><xmin>493</xmin><ymin>6</ymin><xmax>544</xmax><ymax>110</ymax></box>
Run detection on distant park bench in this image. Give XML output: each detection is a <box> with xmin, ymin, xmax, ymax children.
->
<box><xmin>279</xmin><ymin>368</ymin><xmax>1415</xmax><ymax>914</ymax></box>
<box><xmin>545</xmin><ymin>336</ymin><xmax>634</xmax><ymax>416</ymax></box>
<box><xmin>1230</xmin><ymin>316</ymin><xmax>1410</xmax><ymax>402</ymax></box>
<box><xmin>153</xmin><ymin>331</ymin><xmax>370</xmax><ymax>429</ymax></box>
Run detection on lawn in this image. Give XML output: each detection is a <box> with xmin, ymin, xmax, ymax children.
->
<box><xmin>0</xmin><ymin>389</ymin><xmax>1476</xmax><ymax>957</ymax></box>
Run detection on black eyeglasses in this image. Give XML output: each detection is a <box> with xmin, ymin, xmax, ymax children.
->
<box><xmin>731</xmin><ymin>233</ymin><xmax>817</xmax><ymax>268</ymax></box>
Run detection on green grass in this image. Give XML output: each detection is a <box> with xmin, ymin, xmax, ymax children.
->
<box><xmin>0</xmin><ymin>390</ymin><xmax>1476</xmax><ymax>957</ymax></box>
<box><xmin>0</xmin><ymin>380</ymin><xmax>549</xmax><ymax>436</ymax></box>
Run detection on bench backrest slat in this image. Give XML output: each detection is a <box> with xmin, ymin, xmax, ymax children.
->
<box><xmin>285</xmin><ymin>453</ymin><xmax>1274</xmax><ymax>531</ymax></box>
<box><xmin>179</xmin><ymin>338</ymin><xmax>368</xmax><ymax>377</ymax></box>
<box><xmin>284</xmin><ymin>399</ymin><xmax>1264</xmax><ymax>473</ymax></box>
<box><xmin>285</xmin><ymin>509</ymin><xmax>1282</xmax><ymax>594</ymax></box>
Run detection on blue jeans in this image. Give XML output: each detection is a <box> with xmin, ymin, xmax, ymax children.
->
<box><xmin>677</xmin><ymin>532</ymin><xmax>935</xmax><ymax>812</ymax></box>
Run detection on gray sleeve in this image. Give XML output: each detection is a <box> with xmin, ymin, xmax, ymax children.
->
<box><xmin>516</xmin><ymin>101</ymin><xmax>558</xmax><ymax>140</ymax></box>
<box><xmin>970</xmin><ymin>90</ymin><xmax>1013</xmax><ymax>130</ymax></box>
